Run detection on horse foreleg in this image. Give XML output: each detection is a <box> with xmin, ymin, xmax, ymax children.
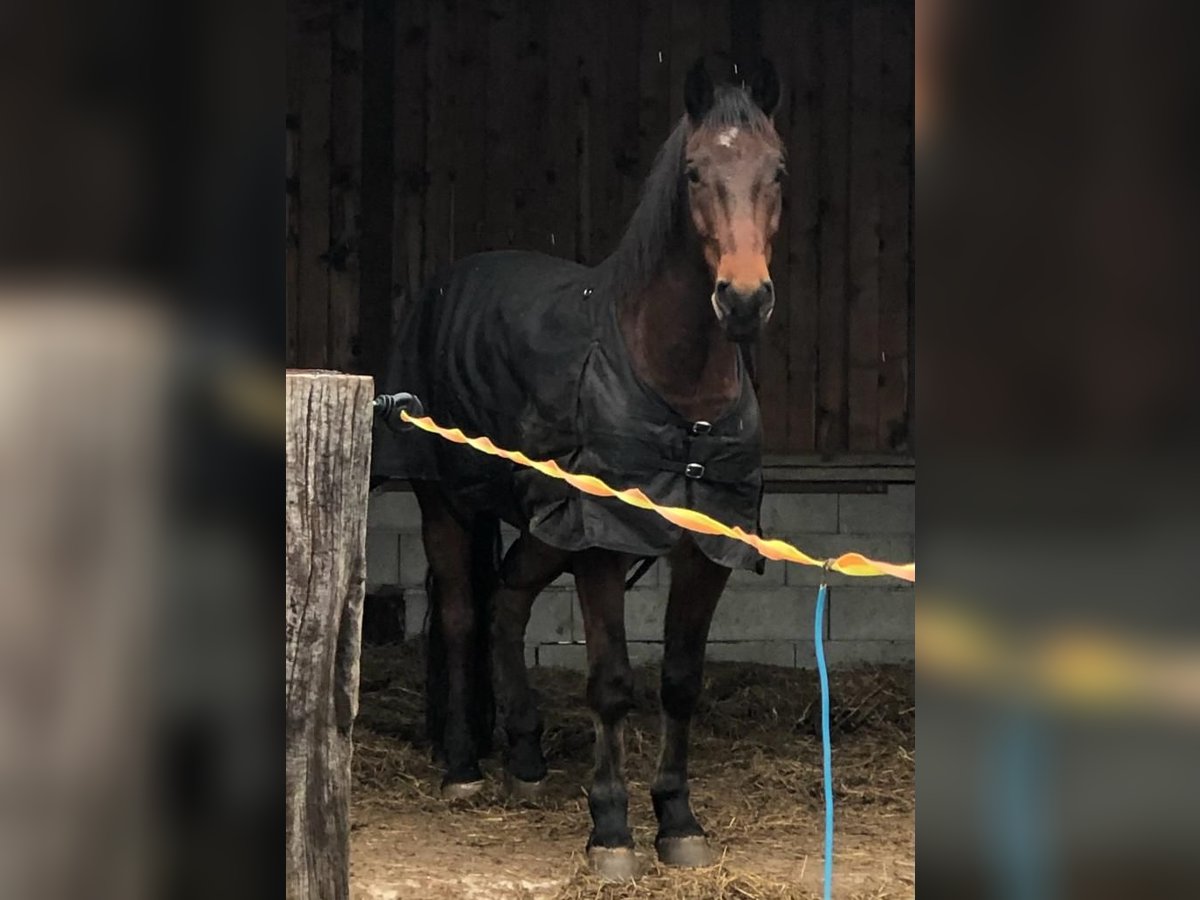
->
<box><xmin>491</xmin><ymin>534</ymin><xmax>569</xmax><ymax>796</ymax></box>
<box><xmin>414</xmin><ymin>482</ymin><xmax>484</xmax><ymax>797</ymax></box>
<box><xmin>574</xmin><ymin>548</ymin><xmax>640</xmax><ymax>880</ymax></box>
<box><xmin>653</xmin><ymin>537</ymin><xmax>729</xmax><ymax>866</ymax></box>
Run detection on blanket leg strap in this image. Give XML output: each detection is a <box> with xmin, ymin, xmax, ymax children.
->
<box><xmin>624</xmin><ymin>556</ymin><xmax>657</xmax><ymax>591</ymax></box>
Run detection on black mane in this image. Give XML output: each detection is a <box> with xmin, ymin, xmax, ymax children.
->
<box><xmin>596</xmin><ymin>85</ymin><xmax>776</xmax><ymax>301</ymax></box>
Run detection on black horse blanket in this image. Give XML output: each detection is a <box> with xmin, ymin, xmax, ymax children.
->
<box><xmin>374</xmin><ymin>251</ymin><xmax>764</xmax><ymax>571</ymax></box>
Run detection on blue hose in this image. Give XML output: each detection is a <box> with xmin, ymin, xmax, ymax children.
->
<box><xmin>815</xmin><ymin>582</ymin><xmax>833</xmax><ymax>900</ymax></box>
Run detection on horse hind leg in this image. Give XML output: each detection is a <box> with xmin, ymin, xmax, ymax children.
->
<box><xmin>653</xmin><ymin>537</ymin><xmax>729</xmax><ymax>867</ymax></box>
<box><xmin>490</xmin><ymin>534</ymin><xmax>569</xmax><ymax>799</ymax></box>
<box><xmin>575</xmin><ymin>548</ymin><xmax>642</xmax><ymax>880</ymax></box>
<box><xmin>424</xmin><ymin>566</ymin><xmax>447</xmax><ymax>763</ymax></box>
<box><xmin>414</xmin><ymin>481</ymin><xmax>485</xmax><ymax>798</ymax></box>
<box><xmin>467</xmin><ymin>512</ymin><xmax>501</xmax><ymax>758</ymax></box>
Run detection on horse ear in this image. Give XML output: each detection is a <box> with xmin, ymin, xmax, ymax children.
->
<box><xmin>750</xmin><ymin>58</ymin><xmax>781</xmax><ymax>117</ymax></box>
<box><xmin>684</xmin><ymin>57</ymin><xmax>714</xmax><ymax>123</ymax></box>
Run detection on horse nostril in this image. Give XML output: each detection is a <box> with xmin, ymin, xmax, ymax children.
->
<box><xmin>763</xmin><ymin>280</ymin><xmax>775</xmax><ymax>299</ymax></box>
<box><xmin>715</xmin><ymin>280</ymin><xmax>731</xmax><ymax>296</ymax></box>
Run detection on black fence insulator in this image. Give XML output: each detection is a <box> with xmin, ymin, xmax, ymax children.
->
<box><xmin>372</xmin><ymin>392</ymin><xmax>425</xmax><ymax>431</ymax></box>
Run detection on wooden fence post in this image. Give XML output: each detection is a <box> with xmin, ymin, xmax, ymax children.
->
<box><xmin>285</xmin><ymin>370</ymin><xmax>374</xmax><ymax>900</ymax></box>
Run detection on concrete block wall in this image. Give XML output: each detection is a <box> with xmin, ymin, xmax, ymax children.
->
<box><xmin>366</xmin><ymin>485</ymin><xmax>914</xmax><ymax>670</ymax></box>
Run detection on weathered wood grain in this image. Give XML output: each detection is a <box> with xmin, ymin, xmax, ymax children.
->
<box><xmin>285</xmin><ymin>370</ymin><xmax>373</xmax><ymax>900</ymax></box>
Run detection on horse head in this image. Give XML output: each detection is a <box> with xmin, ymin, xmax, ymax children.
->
<box><xmin>681</xmin><ymin>58</ymin><xmax>785</xmax><ymax>343</ymax></box>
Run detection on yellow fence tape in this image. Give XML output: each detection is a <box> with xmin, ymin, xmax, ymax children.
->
<box><xmin>369</xmin><ymin>403</ymin><xmax>1200</xmax><ymax>720</ymax></box>
<box><xmin>400</xmin><ymin>410</ymin><xmax>916</xmax><ymax>583</ymax></box>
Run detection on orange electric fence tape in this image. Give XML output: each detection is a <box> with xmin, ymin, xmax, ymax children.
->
<box><xmin>399</xmin><ymin>410</ymin><xmax>916</xmax><ymax>583</ymax></box>
<box><xmin>384</xmin><ymin>407</ymin><xmax>1200</xmax><ymax>719</ymax></box>
<box><xmin>394</xmin><ymin>406</ymin><xmax>1200</xmax><ymax>718</ymax></box>
<box><xmin>271</xmin><ymin>379</ymin><xmax>1200</xmax><ymax>718</ymax></box>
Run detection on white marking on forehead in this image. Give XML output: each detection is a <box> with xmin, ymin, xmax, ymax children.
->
<box><xmin>716</xmin><ymin>126</ymin><xmax>739</xmax><ymax>147</ymax></box>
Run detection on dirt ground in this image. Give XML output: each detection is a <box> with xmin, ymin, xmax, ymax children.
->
<box><xmin>350</xmin><ymin>643</ymin><xmax>914</xmax><ymax>899</ymax></box>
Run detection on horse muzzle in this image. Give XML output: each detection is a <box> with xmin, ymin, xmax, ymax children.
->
<box><xmin>711</xmin><ymin>279</ymin><xmax>775</xmax><ymax>341</ymax></box>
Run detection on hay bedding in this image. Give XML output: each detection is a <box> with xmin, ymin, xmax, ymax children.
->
<box><xmin>351</xmin><ymin>643</ymin><xmax>914</xmax><ymax>899</ymax></box>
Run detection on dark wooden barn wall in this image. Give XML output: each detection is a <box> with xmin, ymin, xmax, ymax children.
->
<box><xmin>286</xmin><ymin>0</ymin><xmax>914</xmax><ymax>457</ymax></box>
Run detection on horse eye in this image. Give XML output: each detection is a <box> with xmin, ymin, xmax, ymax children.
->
<box><xmin>773</xmin><ymin>167</ymin><xmax>786</xmax><ymax>183</ymax></box>
<box><xmin>686</xmin><ymin>166</ymin><xmax>701</xmax><ymax>185</ymax></box>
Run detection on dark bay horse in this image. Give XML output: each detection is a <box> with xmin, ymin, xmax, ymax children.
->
<box><xmin>378</xmin><ymin>58</ymin><xmax>785</xmax><ymax>879</ymax></box>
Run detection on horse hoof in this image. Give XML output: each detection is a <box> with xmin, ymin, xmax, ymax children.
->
<box><xmin>587</xmin><ymin>846</ymin><xmax>642</xmax><ymax>881</ymax></box>
<box><xmin>505</xmin><ymin>775</ymin><xmax>546</xmax><ymax>801</ymax></box>
<box><xmin>440</xmin><ymin>779</ymin><xmax>484</xmax><ymax>800</ymax></box>
<box><xmin>656</xmin><ymin>835</ymin><xmax>715</xmax><ymax>867</ymax></box>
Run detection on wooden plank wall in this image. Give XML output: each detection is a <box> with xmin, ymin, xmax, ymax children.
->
<box><xmin>286</xmin><ymin>0</ymin><xmax>914</xmax><ymax>457</ymax></box>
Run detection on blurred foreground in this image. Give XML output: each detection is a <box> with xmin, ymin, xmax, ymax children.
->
<box><xmin>0</xmin><ymin>1</ymin><xmax>280</xmax><ymax>897</ymax></box>
<box><xmin>918</xmin><ymin>0</ymin><xmax>1200</xmax><ymax>896</ymax></box>
<box><xmin>0</xmin><ymin>291</ymin><xmax>280</xmax><ymax>900</ymax></box>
